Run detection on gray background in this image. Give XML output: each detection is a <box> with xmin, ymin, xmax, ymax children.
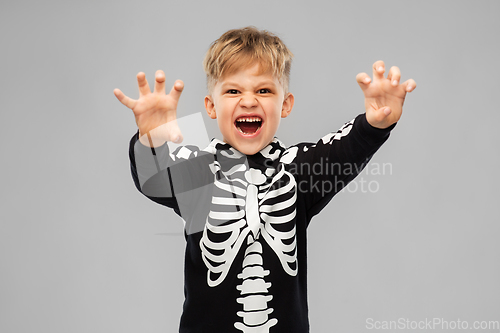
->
<box><xmin>1</xmin><ymin>0</ymin><xmax>499</xmax><ymax>332</ymax></box>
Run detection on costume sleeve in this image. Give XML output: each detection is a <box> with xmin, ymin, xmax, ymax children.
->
<box><xmin>283</xmin><ymin>113</ymin><xmax>395</xmax><ymax>220</ymax></box>
<box><xmin>129</xmin><ymin>131</ymin><xmax>214</xmax><ymax>219</ymax></box>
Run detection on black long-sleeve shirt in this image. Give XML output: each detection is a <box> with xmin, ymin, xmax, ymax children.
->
<box><xmin>129</xmin><ymin>113</ymin><xmax>394</xmax><ymax>332</ymax></box>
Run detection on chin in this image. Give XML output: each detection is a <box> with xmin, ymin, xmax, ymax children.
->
<box><xmin>234</xmin><ymin>143</ymin><xmax>262</xmax><ymax>156</ymax></box>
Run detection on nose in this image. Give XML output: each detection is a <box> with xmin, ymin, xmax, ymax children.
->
<box><xmin>238</xmin><ymin>93</ymin><xmax>258</xmax><ymax>108</ymax></box>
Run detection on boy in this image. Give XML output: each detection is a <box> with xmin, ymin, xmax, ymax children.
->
<box><xmin>114</xmin><ymin>26</ymin><xmax>415</xmax><ymax>332</ymax></box>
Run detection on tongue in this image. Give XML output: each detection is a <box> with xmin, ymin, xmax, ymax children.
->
<box><xmin>238</xmin><ymin>122</ymin><xmax>260</xmax><ymax>133</ymax></box>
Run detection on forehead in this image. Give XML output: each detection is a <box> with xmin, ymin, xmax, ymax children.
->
<box><xmin>217</xmin><ymin>63</ymin><xmax>281</xmax><ymax>88</ymax></box>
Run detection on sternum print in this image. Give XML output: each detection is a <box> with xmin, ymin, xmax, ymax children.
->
<box><xmin>234</xmin><ymin>236</ymin><xmax>278</xmax><ymax>332</ymax></box>
<box><xmin>200</xmin><ymin>162</ymin><xmax>297</xmax><ymax>331</ymax></box>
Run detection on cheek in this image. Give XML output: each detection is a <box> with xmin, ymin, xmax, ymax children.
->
<box><xmin>217</xmin><ymin>111</ymin><xmax>234</xmax><ymax>133</ymax></box>
<box><xmin>265</xmin><ymin>114</ymin><xmax>281</xmax><ymax>133</ymax></box>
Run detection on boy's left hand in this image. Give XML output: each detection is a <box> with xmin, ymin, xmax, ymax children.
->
<box><xmin>356</xmin><ymin>60</ymin><xmax>416</xmax><ymax>129</ymax></box>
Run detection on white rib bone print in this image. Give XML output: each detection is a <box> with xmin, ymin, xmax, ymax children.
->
<box><xmin>200</xmin><ymin>147</ymin><xmax>298</xmax><ymax>332</ymax></box>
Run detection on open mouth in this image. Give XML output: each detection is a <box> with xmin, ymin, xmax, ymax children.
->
<box><xmin>235</xmin><ymin>116</ymin><xmax>262</xmax><ymax>135</ymax></box>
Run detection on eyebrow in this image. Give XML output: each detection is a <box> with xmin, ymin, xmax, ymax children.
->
<box><xmin>220</xmin><ymin>80</ymin><xmax>277</xmax><ymax>89</ymax></box>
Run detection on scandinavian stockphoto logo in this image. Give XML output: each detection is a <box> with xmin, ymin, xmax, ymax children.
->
<box><xmin>136</xmin><ymin>114</ymin><xmax>395</xmax><ymax>332</ymax></box>
<box><xmin>265</xmin><ymin>156</ymin><xmax>393</xmax><ymax>196</ymax></box>
<box><xmin>366</xmin><ymin>317</ymin><xmax>500</xmax><ymax>331</ymax></box>
<box><xmin>135</xmin><ymin>112</ymin><xmax>394</xmax><ymax>236</ymax></box>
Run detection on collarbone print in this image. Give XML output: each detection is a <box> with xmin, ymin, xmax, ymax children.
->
<box><xmin>200</xmin><ymin>142</ymin><xmax>298</xmax><ymax>332</ymax></box>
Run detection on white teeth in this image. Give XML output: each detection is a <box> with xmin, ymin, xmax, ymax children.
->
<box><xmin>235</xmin><ymin>116</ymin><xmax>262</xmax><ymax>135</ymax></box>
<box><xmin>236</xmin><ymin>117</ymin><xmax>262</xmax><ymax>122</ymax></box>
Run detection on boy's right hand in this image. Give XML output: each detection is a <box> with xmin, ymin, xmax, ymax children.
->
<box><xmin>114</xmin><ymin>70</ymin><xmax>184</xmax><ymax>147</ymax></box>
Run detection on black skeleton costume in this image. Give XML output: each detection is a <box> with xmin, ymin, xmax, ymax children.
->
<box><xmin>129</xmin><ymin>113</ymin><xmax>394</xmax><ymax>332</ymax></box>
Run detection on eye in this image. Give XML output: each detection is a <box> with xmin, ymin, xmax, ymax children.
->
<box><xmin>258</xmin><ymin>88</ymin><xmax>271</xmax><ymax>94</ymax></box>
<box><xmin>226</xmin><ymin>89</ymin><xmax>239</xmax><ymax>94</ymax></box>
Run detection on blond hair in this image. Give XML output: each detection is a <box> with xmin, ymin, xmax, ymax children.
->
<box><xmin>203</xmin><ymin>26</ymin><xmax>293</xmax><ymax>95</ymax></box>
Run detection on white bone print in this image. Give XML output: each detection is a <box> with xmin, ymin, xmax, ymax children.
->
<box><xmin>234</xmin><ymin>235</ymin><xmax>277</xmax><ymax>332</ymax></box>
<box><xmin>200</xmin><ymin>146</ymin><xmax>298</xmax><ymax>332</ymax></box>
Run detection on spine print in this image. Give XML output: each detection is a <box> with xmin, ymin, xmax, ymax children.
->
<box><xmin>234</xmin><ymin>235</ymin><xmax>278</xmax><ymax>332</ymax></box>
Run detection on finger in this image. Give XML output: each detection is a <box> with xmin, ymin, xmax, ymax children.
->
<box><xmin>356</xmin><ymin>72</ymin><xmax>371</xmax><ymax>90</ymax></box>
<box><xmin>169</xmin><ymin>80</ymin><xmax>184</xmax><ymax>102</ymax></box>
<box><xmin>372</xmin><ymin>60</ymin><xmax>385</xmax><ymax>81</ymax></box>
<box><xmin>137</xmin><ymin>72</ymin><xmax>151</xmax><ymax>97</ymax></box>
<box><xmin>367</xmin><ymin>106</ymin><xmax>392</xmax><ymax>129</ymax></box>
<box><xmin>387</xmin><ymin>66</ymin><xmax>401</xmax><ymax>87</ymax></box>
<box><xmin>166</xmin><ymin>119</ymin><xmax>184</xmax><ymax>144</ymax></box>
<box><xmin>402</xmin><ymin>79</ymin><xmax>417</xmax><ymax>92</ymax></box>
<box><xmin>147</xmin><ymin>120</ymin><xmax>184</xmax><ymax>146</ymax></box>
<box><xmin>154</xmin><ymin>70</ymin><xmax>166</xmax><ymax>94</ymax></box>
<box><xmin>114</xmin><ymin>88</ymin><xmax>137</xmax><ymax>109</ymax></box>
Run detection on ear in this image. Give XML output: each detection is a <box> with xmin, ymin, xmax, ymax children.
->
<box><xmin>281</xmin><ymin>92</ymin><xmax>294</xmax><ymax>118</ymax></box>
<box><xmin>205</xmin><ymin>95</ymin><xmax>217</xmax><ymax>119</ymax></box>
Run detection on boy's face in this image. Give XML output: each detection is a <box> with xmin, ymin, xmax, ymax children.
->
<box><xmin>205</xmin><ymin>63</ymin><xmax>294</xmax><ymax>155</ymax></box>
